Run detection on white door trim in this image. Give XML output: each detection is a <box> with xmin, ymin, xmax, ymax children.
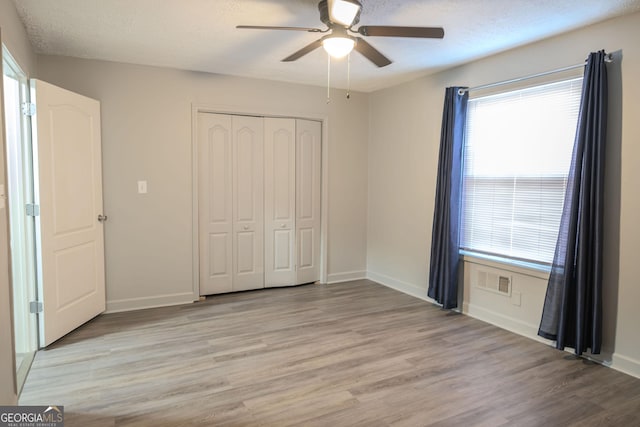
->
<box><xmin>190</xmin><ymin>104</ymin><xmax>329</xmax><ymax>299</ymax></box>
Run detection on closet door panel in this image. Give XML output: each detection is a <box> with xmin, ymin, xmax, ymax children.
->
<box><xmin>264</xmin><ymin>118</ymin><xmax>296</xmax><ymax>287</ymax></box>
<box><xmin>198</xmin><ymin>113</ymin><xmax>233</xmax><ymax>295</ymax></box>
<box><xmin>298</xmin><ymin>228</ymin><xmax>314</xmax><ymax>268</ymax></box>
<box><xmin>232</xmin><ymin>116</ymin><xmax>264</xmax><ymax>291</ymax></box>
<box><xmin>296</xmin><ymin>119</ymin><xmax>322</xmax><ymax>284</ymax></box>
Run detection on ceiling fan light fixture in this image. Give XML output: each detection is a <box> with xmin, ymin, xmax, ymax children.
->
<box><xmin>322</xmin><ymin>36</ymin><xmax>355</xmax><ymax>58</ymax></box>
<box><xmin>329</xmin><ymin>0</ymin><xmax>362</xmax><ymax>27</ymax></box>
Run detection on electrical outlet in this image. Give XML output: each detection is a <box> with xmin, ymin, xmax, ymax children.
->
<box><xmin>137</xmin><ymin>180</ymin><xmax>147</xmax><ymax>194</ymax></box>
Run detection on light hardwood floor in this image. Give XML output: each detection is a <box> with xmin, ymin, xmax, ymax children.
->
<box><xmin>20</xmin><ymin>280</ymin><xmax>640</xmax><ymax>426</ymax></box>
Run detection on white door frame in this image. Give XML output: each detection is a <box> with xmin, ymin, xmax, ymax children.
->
<box><xmin>190</xmin><ymin>104</ymin><xmax>329</xmax><ymax>299</ymax></box>
<box><xmin>2</xmin><ymin>45</ymin><xmax>38</xmax><ymax>392</ymax></box>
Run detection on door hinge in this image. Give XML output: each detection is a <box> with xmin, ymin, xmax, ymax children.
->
<box><xmin>29</xmin><ymin>301</ymin><xmax>43</xmax><ymax>314</ymax></box>
<box><xmin>26</xmin><ymin>203</ymin><xmax>40</xmax><ymax>217</ymax></box>
<box><xmin>21</xmin><ymin>102</ymin><xmax>36</xmax><ymax>117</ymax></box>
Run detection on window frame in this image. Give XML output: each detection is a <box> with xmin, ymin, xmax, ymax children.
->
<box><xmin>459</xmin><ymin>76</ymin><xmax>584</xmax><ymax>269</ymax></box>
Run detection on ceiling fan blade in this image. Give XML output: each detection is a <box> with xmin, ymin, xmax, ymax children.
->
<box><xmin>356</xmin><ymin>26</ymin><xmax>444</xmax><ymax>39</ymax></box>
<box><xmin>282</xmin><ymin>39</ymin><xmax>324</xmax><ymax>62</ymax></box>
<box><xmin>354</xmin><ymin>37</ymin><xmax>391</xmax><ymax>67</ymax></box>
<box><xmin>237</xmin><ymin>25</ymin><xmax>323</xmax><ymax>33</ymax></box>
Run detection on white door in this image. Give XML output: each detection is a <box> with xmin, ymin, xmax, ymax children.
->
<box><xmin>198</xmin><ymin>113</ymin><xmax>233</xmax><ymax>295</ymax></box>
<box><xmin>264</xmin><ymin>118</ymin><xmax>296</xmax><ymax>287</ymax></box>
<box><xmin>232</xmin><ymin>115</ymin><xmax>264</xmax><ymax>291</ymax></box>
<box><xmin>31</xmin><ymin>79</ymin><xmax>105</xmax><ymax>346</ymax></box>
<box><xmin>296</xmin><ymin>119</ymin><xmax>321</xmax><ymax>284</ymax></box>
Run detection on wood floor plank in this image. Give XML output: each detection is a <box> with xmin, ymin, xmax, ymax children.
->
<box><xmin>19</xmin><ymin>280</ymin><xmax>640</xmax><ymax>426</ymax></box>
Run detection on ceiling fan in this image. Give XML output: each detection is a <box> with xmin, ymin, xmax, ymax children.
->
<box><xmin>237</xmin><ymin>0</ymin><xmax>444</xmax><ymax>67</ymax></box>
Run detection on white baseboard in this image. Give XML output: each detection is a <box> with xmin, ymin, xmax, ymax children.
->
<box><xmin>463</xmin><ymin>302</ymin><xmax>640</xmax><ymax>379</ymax></box>
<box><xmin>106</xmin><ymin>292</ymin><xmax>196</xmax><ymax>313</ymax></box>
<box><xmin>326</xmin><ymin>270</ymin><xmax>367</xmax><ymax>284</ymax></box>
<box><xmin>366</xmin><ymin>271</ymin><xmax>436</xmax><ymax>304</ymax></box>
<box><xmin>611</xmin><ymin>352</ymin><xmax>640</xmax><ymax>379</ymax></box>
<box><xmin>463</xmin><ymin>301</ymin><xmax>552</xmax><ymax>345</ymax></box>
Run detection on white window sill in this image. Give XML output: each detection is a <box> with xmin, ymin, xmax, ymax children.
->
<box><xmin>459</xmin><ymin>250</ymin><xmax>550</xmax><ymax>280</ymax></box>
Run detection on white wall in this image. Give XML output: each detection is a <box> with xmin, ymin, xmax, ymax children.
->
<box><xmin>36</xmin><ymin>56</ymin><xmax>369</xmax><ymax>311</ymax></box>
<box><xmin>367</xmin><ymin>11</ymin><xmax>640</xmax><ymax>378</ymax></box>
<box><xmin>0</xmin><ymin>0</ymin><xmax>38</xmax><ymax>405</ymax></box>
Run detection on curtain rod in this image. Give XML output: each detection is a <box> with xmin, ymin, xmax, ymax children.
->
<box><xmin>458</xmin><ymin>53</ymin><xmax>613</xmax><ymax>95</ymax></box>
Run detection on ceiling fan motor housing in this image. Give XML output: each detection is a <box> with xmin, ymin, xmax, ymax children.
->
<box><xmin>237</xmin><ymin>1</ymin><xmax>443</xmax><ymax>68</ymax></box>
<box><xmin>318</xmin><ymin>0</ymin><xmax>361</xmax><ymax>27</ymax></box>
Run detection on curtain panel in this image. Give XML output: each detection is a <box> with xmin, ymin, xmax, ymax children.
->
<box><xmin>538</xmin><ymin>51</ymin><xmax>608</xmax><ymax>355</ymax></box>
<box><xmin>428</xmin><ymin>87</ymin><xmax>468</xmax><ymax>309</ymax></box>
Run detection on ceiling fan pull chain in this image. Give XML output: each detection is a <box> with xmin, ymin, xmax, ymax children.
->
<box><xmin>327</xmin><ymin>54</ymin><xmax>331</xmax><ymax>104</ymax></box>
<box><xmin>347</xmin><ymin>53</ymin><xmax>351</xmax><ymax>99</ymax></box>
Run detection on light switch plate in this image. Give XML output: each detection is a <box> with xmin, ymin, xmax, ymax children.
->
<box><xmin>137</xmin><ymin>180</ymin><xmax>147</xmax><ymax>194</ymax></box>
<box><xmin>0</xmin><ymin>184</ymin><xmax>5</xmax><ymax>209</ymax></box>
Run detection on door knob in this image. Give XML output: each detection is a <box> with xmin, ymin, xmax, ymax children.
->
<box><xmin>281</xmin><ymin>224</ymin><xmax>287</xmax><ymax>228</ymax></box>
<box><xmin>98</xmin><ymin>214</ymin><xmax>108</xmax><ymax>222</ymax></box>
<box><xmin>243</xmin><ymin>225</ymin><xmax>249</xmax><ymax>230</ymax></box>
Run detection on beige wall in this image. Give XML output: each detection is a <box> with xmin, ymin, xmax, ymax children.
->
<box><xmin>367</xmin><ymin>11</ymin><xmax>640</xmax><ymax>378</ymax></box>
<box><xmin>36</xmin><ymin>56</ymin><xmax>369</xmax><ymax>311</ymax></box>
<box><xmin>0</xmin><ymin>0</ymin><xmax>37</xmax><ymax>75</ymax></box>
<box><xmin>0</xmin><ymin>0</ymin><xmax>38</xmax><ymax>404</ymax></box>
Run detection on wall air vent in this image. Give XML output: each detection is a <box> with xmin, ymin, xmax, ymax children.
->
<box><xmin>498</xmin><ymin>276</ymin><xmax>510</xmax><ymax>294</ymax></box>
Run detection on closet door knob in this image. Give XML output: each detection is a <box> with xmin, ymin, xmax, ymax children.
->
<box><xmin>98</xmin><ymin>214</ymin><xmax>108</xmax><ymax>222</ymax></box>
<box><xmin>243</xmin><ymin>225</ymin><xmax>249</xmax><ymax>231</ymax></box>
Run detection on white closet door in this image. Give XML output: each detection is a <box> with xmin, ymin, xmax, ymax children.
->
<box><xmin>296</xmin><ymin>119</ymin><xmax>322</xmax><ymax>284</ymax></box>
<box><xmin>198</xmin><ymin>113</ymin><xmax>233</xmax><ymax>295</ymax></box>
<box><xmin>232</xmin><ymin>115</ymin><xmax>265</xmax><ymax>291</ymax></box>
<box><xmin>264</xmin><ymin>118</ymin><xmax>296</xmax><ymax>287</ymax></box>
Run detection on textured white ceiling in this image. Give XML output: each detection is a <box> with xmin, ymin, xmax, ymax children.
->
<box><xmin>12</xmin><ymin>0</ymin><xmax>640</xmax><ymax>92</ymax></box>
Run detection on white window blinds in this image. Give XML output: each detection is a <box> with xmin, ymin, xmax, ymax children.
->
<box><xmin>461</xmin><ymin>78</ymin><xmax>583</xmax><ymax>264</ymax></box>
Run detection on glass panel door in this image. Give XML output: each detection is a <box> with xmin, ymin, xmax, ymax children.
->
<box><xmin>2</xmin><ymin>46</ymin><xmax>38</xmax><ymax>394</ymax></box>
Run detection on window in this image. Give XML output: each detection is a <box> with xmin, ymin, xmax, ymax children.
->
<box><xmin>460</xmin><ymin>78</ymin><xmax>583</xmax><ymax>265</ymax></box>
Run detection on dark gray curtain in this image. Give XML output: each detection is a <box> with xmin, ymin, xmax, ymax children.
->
<box><xmin>538</xmin><ymin>51</ymin><xmax>608</xmax><ymax>355</ymax></box>
<box><xmin>428</xmin><ymin>87</ymin><xmax>468</xmax><ymax>309</ymax></box>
